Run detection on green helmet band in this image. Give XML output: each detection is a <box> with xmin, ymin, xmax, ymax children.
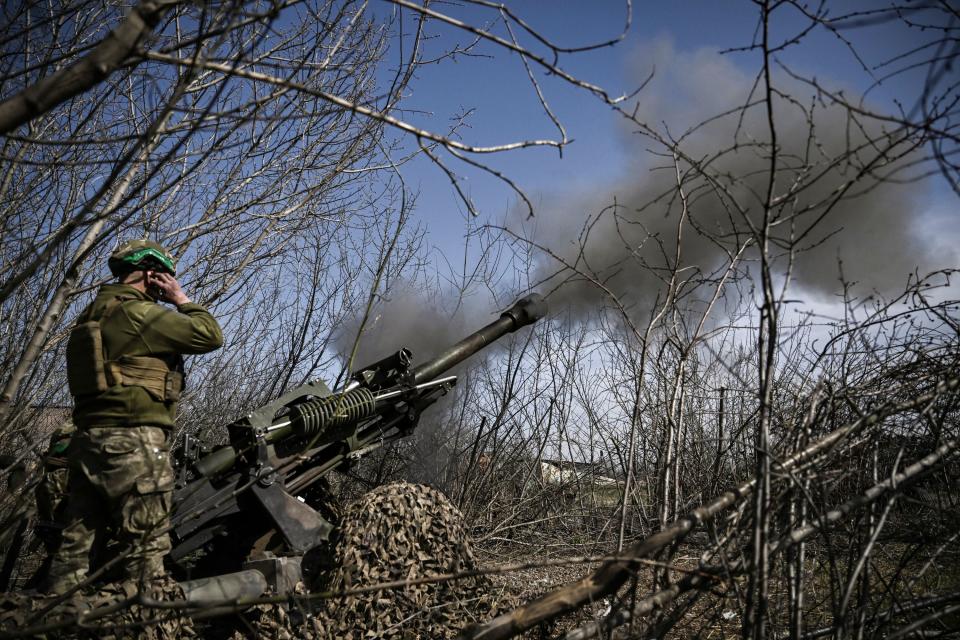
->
<box><xmin>120</xmin><ymin>247</ymin><xmax>176</xmax><ymax>274</ymax></box>
<box><xmin>52</xmin><ymin>440</ymin><xmax>71</xmax><ymax>455</ymax></box>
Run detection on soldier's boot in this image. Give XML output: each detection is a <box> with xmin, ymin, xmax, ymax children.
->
<box><xmin>46</xmin><ymin>558</ymin><xmax>89</xmax><ymax>595</ymax></box>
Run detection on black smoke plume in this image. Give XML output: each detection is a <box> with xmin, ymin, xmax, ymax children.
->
<box><xmin>523</xmin><ymin>39</ymin><xmax>955</xmax><ymax>317</ymax></box>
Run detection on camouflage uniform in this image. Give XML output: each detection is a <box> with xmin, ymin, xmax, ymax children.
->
<box><xmin>34</xmin><ymin>420</ymin><xmax>75</xmax><ymax>553</ymax></box>
<box><xmin>48</xmin><ymin>283</ymin><xmax>223</xmax><ymax>593</ymax></box>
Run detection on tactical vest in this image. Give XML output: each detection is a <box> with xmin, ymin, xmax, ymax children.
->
<box><xmin>66</xmin><ymin>297</ymin><xmax>184</xmax><ymax>402</ymax></box>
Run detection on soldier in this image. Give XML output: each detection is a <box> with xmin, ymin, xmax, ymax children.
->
<box><xmin>13</xmin><ymin>419</ymin><xmax>78</xmax><ymax>590</ymax></box>
<box><xmin>34</xmin><ymin>419</ymin><xmax>76</xmax><ymax>555</ymax></box>
<box><xmin>47</xmin><ymin>239</ymin><xmax>223</xmax><ymax>594</ymax></box>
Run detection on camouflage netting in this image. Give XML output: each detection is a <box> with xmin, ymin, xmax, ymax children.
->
<box><xmin>1</xmin><ymin>483</ymin><xmax>516</xmax><ymax>639</ymax></box>
<box><xmin>320</xmin><ymin>481</ymin><xmax>512</xmax><ymax>638</ymax></box>
<box><xmin>229</xmin><ymin>582</ymin><xmax>324</xmax><ymax>640</ymax></box>
<box><xmin>0</xmin><ymin>575</ymin><xmax>194</xmax><ymax>639</ymax></box>
<box><xmin>233</xmin><ymin>482</ymin><xmax>518</xmax><ymax>639</ymax></box>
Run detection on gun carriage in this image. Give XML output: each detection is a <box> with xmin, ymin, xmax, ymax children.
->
<box><xmin>169</xmin><ymin>294</ymin><xmax>546</xmax><ymax>602</ymax></box>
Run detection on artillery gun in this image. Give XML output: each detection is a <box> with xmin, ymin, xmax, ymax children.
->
<box><xmin>169</xmin><ymin>294</ymin><xmax>546</xmax><ymax>604</ymax></box>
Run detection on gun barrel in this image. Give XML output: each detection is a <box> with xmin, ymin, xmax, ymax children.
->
<box><xmin>188</xmin><ymin>294</ymin><xmax>545</xmax><ymax>480</ymax></box>
<box><xmin>410</xmin><ymin>293</ymin><xmax>546</xmax><ymax>384</ymax></box>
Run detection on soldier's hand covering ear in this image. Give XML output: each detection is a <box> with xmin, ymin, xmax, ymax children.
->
<box><xmin>148</xmin><ymin>272</ymin><xmax>190</xmax><ymax>306</ymax></box>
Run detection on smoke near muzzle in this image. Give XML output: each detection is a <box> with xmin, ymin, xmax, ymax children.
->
<box><xmin>331</xmin><ymin>282</ymin><xmax>538</xmax><ymax>390</ymax></box>
<box><xmin>523</xmin><ymin>39</ymin><xmax>956</xmax><ymax>316</ymax></box>
<box><xmin>331</xmin><ymin>283</ymin><xmax>529</xmax><ymax>486</ymax></box>
<box><xmin>333</xmin><ymin>284</ymin><xmax>478</xmax><ymax>374</ymax></box>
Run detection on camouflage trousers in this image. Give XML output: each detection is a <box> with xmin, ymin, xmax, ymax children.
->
<box><xmin>47</xmin><ymin>426</ymin><xmax>175</xmax><ymax>594</ymax></box>
<box><xmin>34</xmin><ymin>422</ymin><xmax>74</xmax><ymax>553</ymax></box>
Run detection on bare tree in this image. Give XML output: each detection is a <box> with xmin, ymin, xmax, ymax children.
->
<box><xmin>460</xmin><ymin>2</ymin><xmax>959</xmax><ymax>639</ymax></box>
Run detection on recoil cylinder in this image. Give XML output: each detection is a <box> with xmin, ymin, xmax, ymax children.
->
<box><xmin>289</xmin><ymin>387</ymin><xmax>377</xmax><ymax>441</ymax></box>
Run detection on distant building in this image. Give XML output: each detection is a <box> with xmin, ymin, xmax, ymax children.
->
<box><xmin>537</xmin><ymin>458</ymin><xmax>625</xmax><ymax>508</ymax></box>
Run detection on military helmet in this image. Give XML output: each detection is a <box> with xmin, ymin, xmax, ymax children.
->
<box><xmin>108</xmin><ymin>239</ymin><xmax>177</xmax><ymax>277</ymax></box>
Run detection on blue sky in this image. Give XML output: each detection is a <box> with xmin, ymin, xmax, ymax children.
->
<box><xmin>378</xmin><ymin>0</ymin><xmax>955</xmax><ymax>292</ymax></box>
